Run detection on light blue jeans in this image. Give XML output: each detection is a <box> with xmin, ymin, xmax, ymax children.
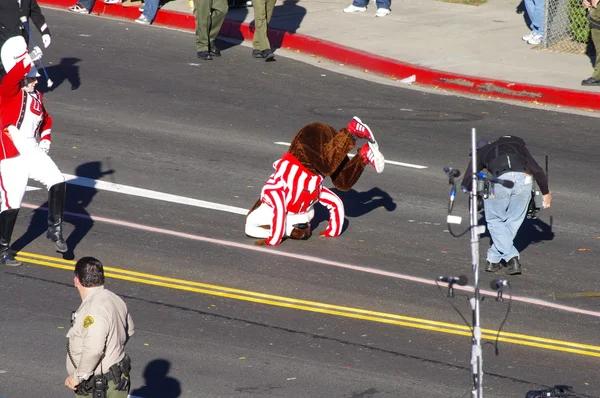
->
<box><xmin>524</xmin><ymin>0</ymin><xmax>545</xmax><ymax>35</ymax></box>
<box><xmin>352</xmin><ymin>0</ymin><xmax>391</xmax><ymax>9</ymax></box>
<box><xmin>483</xmin><ymin>172</ymin><xmax>532</xmax><ymax>263</ymax></box>
<box><xmin>143</xmin><ymin>0</ymin><xmax>160</xmax><ymax>22</ymax></box>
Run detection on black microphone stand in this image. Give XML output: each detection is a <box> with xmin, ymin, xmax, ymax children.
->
<box><xmin>468</xmin><ymin>128</ymin><xmax>484</xmax><ymax>398</ymax></box>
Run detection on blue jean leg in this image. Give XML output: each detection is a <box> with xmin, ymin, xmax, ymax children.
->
<box><xmin>352</xmin><ymin>0</ymin><xmax>368</xmax><ymax>6</ymax></box>
<box><xmin>483</xmin><ymin>172</ymin><xmax>532</xmax><ymax>263</ymax></box>
<box><xmin>143</xmin><ymin>0</ymin><xmax>160</xmax><ymax>21</ymax></box>
<box><xmin>79</xmin><ymin>0</ymin><xmax>96</xmax><ymax>10</ymax></box>
<box><xmin>524</xmin><ymin>0</ymin><xmax>544</xmax><ymax>34</ymax></box>
<box><xmin>376</xmin><ymin>0</ymin><xmax>391</xmax><ymax>8</ymax></box>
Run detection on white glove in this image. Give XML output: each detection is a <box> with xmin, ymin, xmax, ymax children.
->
<box><xmin>39</xmin><ymin>140</ymin><xmax>51</xmax><ymax>154</ymax></box>
<box><xmin>42</xmin><ymin>34</ymin><xmax>51</xmax><ymax>48</ymax></box>
<box><xmin>29</xmin><ymin>46</ymin><xmax>43</xmax><ymax>62</ymax></box>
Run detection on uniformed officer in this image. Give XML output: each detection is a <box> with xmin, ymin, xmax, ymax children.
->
<box><xmin>461</xmin><ymin>135</ymin><xmax>552</xmax><ymax>275</ymax></box>
<box><xmin>65</xmin><ymin>257</ymin><xmax>135</xmax><ymax>397</ymax></box>
<box><xmin>193</xmin><ymin>0</ymin><xmax>228</xmax><ymax>60</ymax></box>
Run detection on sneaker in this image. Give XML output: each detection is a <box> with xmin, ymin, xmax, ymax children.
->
<box><xmin>0</xmin><ymin>250</ymin><xmax>21</xmax><ymax>267</ymax></box>
<box><xmin>521</xmin><ymin>31</ymin><xmax>535</xmax><ymax>41</ymax></box>
<box><xmin>359</xmin><ymin>142</ymin><xmax>385</xmax><ymax>173</ymax></box>
<box><xmin>104</xmin><ymin>0</ymin><xmax>121</xmax><ymax>4</ymax></box>
<box><xmin>581</xmin><ymin>77</ymin><xmax>600</xmax><ymax>86</ymax></box>
<box><xmin>347</xmin><ymin>116</ymin><xmax>376</xmax><ymax>143</ymax></box>
<box><xmin>135</xmin><ymin>15</ymin><xmax>151</xmax><ymax>25</ymax></box>
<box><xmin>138</xmin><ymin>6</ymin><xmax>144</xmax><ymax>11</ymax></box>
<box><xmin>527</xmin><ymin>33</ymin><xmax>543</xmax><ymax>45</ymax></box>
<box><xmin>344</xmin><ymin>4</ymin><xmax>367</xmax><ymax>12</ymax></box>
<box><xmin>68</xmin><ymin>3</ymin><xmax>89</xmax><ymax>13</ymax></box>
<box><xmin>375</xmin><ymin>7</ymin><xmax>390</xmax><ymax>17</ymax></box>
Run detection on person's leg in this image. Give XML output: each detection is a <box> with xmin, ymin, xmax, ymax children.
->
<box><xmin>503</xmin><ymin>173</ymin><xmax>531</xmax><ymax>256</ymax></box>
<box><xmin>531</xmin><ymin>0</ymin><xmax>545</xmax><ymax>35</ymax></box>
<box><xmin>209</xmin><ymin>0</ymin><xmax>229</xmax><ymax>45</ymax></box>
<box><xmin>78</xmin><ymin>0</ymin><xmax>96</xmax><ymax>11</ymax></box>
<box><xmin>523</xmin><ymin>0</ymin><xmax>535</xmax><ymax>32</ymax></box>
<box><xmin>142</xmin><ymin>0</ymin><xmax>160</xmax><ymax>22</ymax></box>
<box><xmin>0</xmin><ymin>157</ymin><xmax>29</xmax><ymax>266</ymax></box>
<box><xmin>376</xmin><ymin>0</ymin><xmax>390</xmax><ymax>9</ymax></box>
<box><xmin>252</xmin><ymin>0</ymin><xmax>269</xmax><ymax>51</ymax></box>
<box><xmin>483</xmin><ymin>186</ymin><xmax>512</xmax><ymax>264</ymax></box>
<box><xmin>194</xmin><ymin>0</ymin><xmax>212</xmax><ymax>52</ymax></box>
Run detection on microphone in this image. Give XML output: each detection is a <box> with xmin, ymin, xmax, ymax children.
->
<box><xmin>490</xmin><ymin>279</ymin><xmax>510</xmax><ymax>290</ymax></box>
<box><xmin>444</xmin><ymin>167</ymin><xmax>461</xmax><ymax>178</ymax></box>
<box><xmin>477</xmin><ymin>172</ymin><xmax>515</xmax><ymax>189</ymax></box>
<box><xmin>437</xmin><ymin>275</ymin><xmax>468</xmax><ymax>286</ymax></box>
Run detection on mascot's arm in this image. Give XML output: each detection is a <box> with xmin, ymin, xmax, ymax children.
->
<box><xmin>330</xmin><ymin>155</ymin><xmax>367</xmax><ymax>192</ymax></box>
<box><xmin>258</xmin><ymin>188</ymin><xmax>288</xmax><ymax>246</ymax></box>
<box><xmin>317</xmin><ymin>187</ymin><xmax>345</xmax><ymax>237</ymax></box>
<box><xmin>290</xmin><ymin>124</ymin><xmax>356</xmax><ymax>176</ymax></box>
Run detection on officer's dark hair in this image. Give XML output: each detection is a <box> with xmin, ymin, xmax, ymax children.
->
<box><xmin>74</xmin><ymin>257</ymin><xmax>105</xmax><ymax>287</ymax></box>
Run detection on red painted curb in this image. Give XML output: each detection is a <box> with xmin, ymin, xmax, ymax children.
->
<box><xmin>40</xmin><ymin>0</ymin><xmax>600</xmax><ymax>111</ymax></box>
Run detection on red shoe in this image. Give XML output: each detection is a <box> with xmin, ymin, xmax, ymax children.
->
<box><xmin>359</xmin><ymin>142</ymin><xmax>385</xmax><ymax>173</ymax></box>
<box><xmin>347</xmin><ymin>116</ymin><xmax>375</xmax><ymax>143</ymax></box>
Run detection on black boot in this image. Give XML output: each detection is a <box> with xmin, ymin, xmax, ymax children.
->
<box><xmin>0</xmin><ymin>209</ymin><xmax>21</xmax><ymax>266</ymax></box>
<box><xmin>506</xmin><ymin>256</ymin><xmax>522</xmax><ymax>275</ymax></box>
<box><xmin>47</xmin><ymin>182</ymin><xmax>68</xmax><ymax>253</ymax></box>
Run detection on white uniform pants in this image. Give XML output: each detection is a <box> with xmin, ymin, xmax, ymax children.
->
<box><xmin>245</xmin><ymin>202</ymin><xmax>315</xmax><ymax>239</ymax></box>
<box><xmin>0</xmin><ymin>151</ymin><xmax>65</xmax><ymax>212</ymax></box>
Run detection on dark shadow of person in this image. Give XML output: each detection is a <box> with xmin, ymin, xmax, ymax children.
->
<box><xmin>515</xmin><ymin>0</ymin><xmax>532</xmax><ymax>29</ymax></box>
<box><xmin>311</xmin><ymin>187</ymin><xmax>396</xmax><ymax>234</ymax></box>
<box><xmin>37</xmin><ymin>57</ymin><xmax>82</xmax><ymax>94</ymax></box>
<box><xmin>477</xmin><ymin>213</ymin><xmax>554</xmax><ymax>256</ymax></box>
<box><xmin>130</xmin><ymin>359</ymin><xmax>182</xmax><ymax>398</ymax></box>
<box><xmin>266</xmin><ymin>0</ymin><xmax>306</xmax><ymax>51</ymax></box>
<box><xmin>12</xmin><ymin>161</ymin><xmax>114</xmax><ymax>260</ymax></box>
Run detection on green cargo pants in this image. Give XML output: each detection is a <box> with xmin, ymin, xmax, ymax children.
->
<box><xmin>194</xmin><ymin>0</ymin><xmax>229</xmax><ymax>52</ymax></box>
<box><xmin>252</xmin><ymin>0</ymin><xmax>277</xmax><ymax>51</ymax></box>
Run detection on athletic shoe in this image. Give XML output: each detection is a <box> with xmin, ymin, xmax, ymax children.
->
<box><xmin>375</xmin><ymin>8</ymin><xmax>390</xmax><ymax>17</ymax></box>
<box><xmin>0</xmin><ymin>250</ymin><xmax>21</xmax><ymax>267</ymax></box>
<box><xmin>521</xmin><ymin>31</ymin><xmax>535</xmax><ymax>41</ymax></box>
<box><xmin>68</xmin><ymin>3</ymin><xmax>89</xmax><ymax>13</ymax></box>
<box><xmin>344</xmin><ymin>4</ymin><xmax>367</xmax><ymax>12</ymax></box>
<box><xmin>347</xmin><ymin>116</ymin><xmax>375</xmax><ymax>143</ymax></box>
<box><xmin>135</xmin><ymin>15</ymin><xmax>151</xmax><ymax>25</ymax></box>
<box><xmin>359</xmin><ymin>142</ymin><xmax>385</xmax><ymax>173</ymax></box>
<box><xmin>527</xmin><ymin>34</ymin><xmax>543</xmax><ymax>45</ymax></box>
<box><xmin>139</xmin><ymin>6</ymin><xmax>144</xmax><ymax>11</ymax></box>
<box><xmin>506</xmin><ymin>256</ymin><xmax>522</xmax><ymax>275</ymax></box>
<box><xmin>581</xmin><ymin>77</ymin><xmax>600</xmax><ymax>86</ymax></box>
<box><xmin>104</xmin><ymin>0</ymin><xmax>121</xmax><ymax>4</ymax></box>
<box><xmin>485</xmin><ymin>260</ymin><xmax>502</xmax><ymax>272</ymax></box>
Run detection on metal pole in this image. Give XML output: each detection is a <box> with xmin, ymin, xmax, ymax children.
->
<box><xmin>469</xmin><ymin>128</ymin><xmax>484</xmax><ymax>398</ymax></box>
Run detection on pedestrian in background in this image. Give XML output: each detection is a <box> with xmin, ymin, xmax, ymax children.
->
<box><xmin>65</xmin><ymin>257</ymin><xmax>135</xmax><ymax>397</ymax></box>
<box><xmin>193</xmin><ymin>0</ymin><xmax>228</xmax><ymax>60</ymax></box>
<box><xmin>251</xmin><ymin>0</ymin><xmax>276</xmax><ymax>60</ymax></box>
<box><xmin>521</xmin><ymin>0</ymin><xmax>545</xmax><ymax>45</ymax></box>
<box><xmin>582</xmin><ymin>0</ymin><xmax>600</xmax><ymax>85</ymax></box>
<box><xmin>460</xmin><ymin>135</ymin><xmax>551</xmax><ymax>276</ymax></box>
<box><xmin>343</xmin><ymin>0</ymin><xmax>391</xmax><ymax>17</ymax></box>
<box><xmin>135</xmin><ymin>0</ymin><xmax>160</xmax><ymax>25</ymax></box>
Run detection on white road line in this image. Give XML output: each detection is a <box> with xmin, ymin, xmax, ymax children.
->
<box><xmin>61</xmin><ymin>174</ymin><xmax>248</xmax><ymax>216</ymax></box>
<box><xmin>273</xmin><ymin>141</ymin><xmax>428</xmax><ymax>169</ymax></box>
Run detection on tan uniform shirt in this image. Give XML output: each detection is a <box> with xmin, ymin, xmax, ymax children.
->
<box><xmin>66</xmin><ymin>286</ymin><xmax>135</xmax><ymax>379</ymax></box>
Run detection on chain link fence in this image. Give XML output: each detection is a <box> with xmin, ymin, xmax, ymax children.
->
<box><xmin>544</xmin><ymin>0</ymin><xmax>590</xmax><ymax>53</ymax></box>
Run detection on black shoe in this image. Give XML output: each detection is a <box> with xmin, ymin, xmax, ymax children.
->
<box><xmin>485</xmin><ymin>260</ymin><xmax>502</xmax><ymax>272</ymax></box>
<box><xmin>47</xmin><ymin>227</ymin><xmax>68</xmax><ymax>253</ymax></box>
<box><xmin>209</xmin><ymin>43</ymin><xmax>221</xmax><ymax>57</ymax></box>
<box><xmin>252</xmin><ymin>49</ymin><xmax>263</xmax><ymax>58</ymax></box>
<box><xmin>197</xmin><ymin>51</ymin><xmax>213</xmax><ymax>60</ymax></box>
<box><xmin>47</xmin><ymin>182</ymin><xmax>68</xmax><ymax>253</ymax></box>
<box><xmin>0</xmin><ymin>250</ymin><xmax>21</xmax><ymax>267</ymax></box>
<box><xmin>261</xmin><ymin>49</ymin><xmax>275</xmax><ymax>61</ymax></box>
<box><xmin>506</xmin><ymin>256</ymin><xmax>522</xmax><ymax>275</ymax></box>
<box><xmin>581</xmin><ymin>77</ymin><xmax>600</xmax><ymax>86</ymax></box>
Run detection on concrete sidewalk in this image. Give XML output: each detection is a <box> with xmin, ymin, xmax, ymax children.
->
<box><xmin>40</xmin><ymin>0</ymin><xmax>600</xmax><ymax>110</ymax></box>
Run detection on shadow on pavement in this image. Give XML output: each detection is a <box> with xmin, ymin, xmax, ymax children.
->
<box><xmin>12</xmin><ymin>161</ymin><xmax>114</xmax><ymax>260</ymax></box>
<box><xmin>37</xmin><ymin>57</ymin><xmax>82</xmax><ymax>94</ymax></box>
<box><xmin>130</xmin><ymin>359</ymin><xmax>182</xmax><ymax>398</ymax></box>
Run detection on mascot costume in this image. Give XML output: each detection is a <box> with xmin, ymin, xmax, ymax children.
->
<box><xmin>245</xmin><ymin>116</ymin><xmax>385</xmax><ymax>246</ymax></box>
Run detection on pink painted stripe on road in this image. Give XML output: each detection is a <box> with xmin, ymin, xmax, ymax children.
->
<box><xmin>20</xmin><ymin>202</ymin><xmax>600</xmax><ymax>318</ymax></box>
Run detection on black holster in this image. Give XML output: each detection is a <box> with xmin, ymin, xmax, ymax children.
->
<box><xmin>74</xmin><ymin>374</ymin><xmax>107</xmax><ymax>397</ymax></box>
<box><xmin>106</xmin><ymin>354</ymin><xmax>131</xmax><ymax>392</ymax></box>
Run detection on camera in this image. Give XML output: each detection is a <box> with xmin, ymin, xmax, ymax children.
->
<box><xmin>526</xmin><ymin>187</ymin><xmax>543</xmax><ymax>220</ymax></box>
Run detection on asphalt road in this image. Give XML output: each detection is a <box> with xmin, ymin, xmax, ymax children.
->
<box><xmin>0</xmin><ymin>7</ymin><xmax>599</xmax><ymax>398</ymax></box>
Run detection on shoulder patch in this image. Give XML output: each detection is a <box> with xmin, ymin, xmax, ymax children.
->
<box><xmin>83</xmin><ymin>315</ymin><xmax>94</xmax><ymax>328</ymax></box>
